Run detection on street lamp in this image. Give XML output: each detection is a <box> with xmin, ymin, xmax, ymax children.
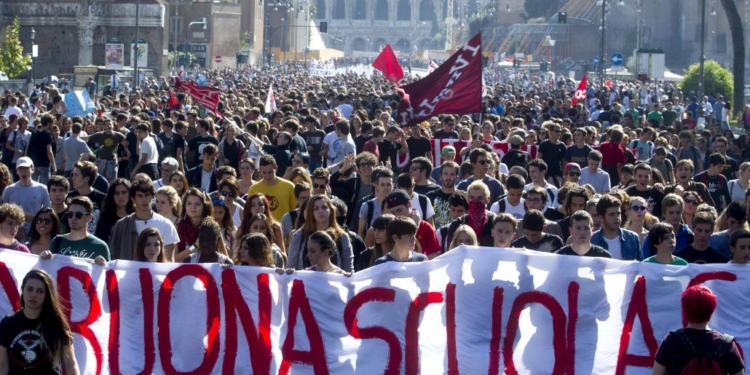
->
<box><xmin>699</xmin><ymin>0</ymin><xmax>707</xmax><ymax>101</ymax></box>
<box><xmin>31</xmin><ymin>28</ymin><xmax>37</xmax><ymax>87</ymax></box>
<box><xmin>184</xmin><ymin>18</ymin><xmax>207</xmax><ymax>68</ymax></box>
<box><xmin>595</xmin><ymin>0</ymin><xmax>624</xmax><ymax>88</ymax></box>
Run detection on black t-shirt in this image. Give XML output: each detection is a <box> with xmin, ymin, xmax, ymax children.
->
<box><xmin>27</xmin><ymin>129</ymin><xmax>54</xmax><ymax>167</ymax></box>
<box><xmin>414</xmin><ymin>183</ymin><xmax>440</xmax><ymax>196</ymax></box>
<box><xmin>302</xmin><ymin>129</ymin><xmax>326</xmax><ymax>162</ymax></box>
<box><xmin>537</xmin><ymin>140</ymin><xmax>567</xmax><ymax>175</ymax></box>
<box><xmin>354</xmin><ymin>134</ymin><xmax>371</xmax><ymax>154</ymax></box>
<box><xmin>544</xmin><ymin>208</ymin><xmax>565</xmax><ymax>222</ymax></box>
<box><xmin>157</xmin><ymin>132</ymin><xmax>176</xmax><ymax>159</ymax></box>
<box><xmin>625</xmin><ymin>186</ymin><xmax>666</xmax><ymax>218</ymax></box>
<box><xmin>406</xmin><ymin>136</ymin><xmax>432</xmax><ymax>161</ymax></box>
<box><xmin>674</xmin><ymin>245</ymin><xmax>728</xmax><ymax>264</ymax></box>
<box><xmin>555</xmin><ymin>244</ymin><xmax>612</xmax><ymax>258</ymax></box>
<box><xmin>126</xmin><ymin>130</ymin><xmax>139</xmax><ymax>162</ymax></box>
<box><xmin>173</xmin><ymin>134</ymin><xmax>186</xmax><ymax>158</ymax></box>
<box><xmin>67</xmin><ymin>189</ymin><xmax>106</xmax><ymax>212</ymax></box>
<box><xmin>378</xmin><ymin>140</ymin><xmax>398</xmax><ymax>167</ymax></box>
<box><xmin>0</xmin><ymin>310</ymin><xmax>61</xmax><ymax>374</ymax></box>
<box><xmin>565</xmin><ymin>144</ymin><xmax>593</xmax><ymax>168</ymax></box>
<box><xmin>655</xmin><ymin>329</ymin><xmax>744</xmax><ymax>375</ymax></box>
<box><xmin>433</xmin><ymin>129</ymin><xmax>459</xmax><ymax>139</ymax></box>
<box><xmin>187</xmin><ymin>135</ymin><xmax>219</xmax><ymax>169</ymax></box>
<box><xmin>374</xmin><ymin>251</ymin><xmax>428</xmax><ymax>265</ymax></box>
<box><xmin>511</xmin><ymin>233</ymin><xmax>564</xmax><ymax>253</ymax></box>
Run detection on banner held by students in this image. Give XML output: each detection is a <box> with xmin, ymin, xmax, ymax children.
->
<box><xmin>1</xmin><ymin>248</ymin><xmax>748</xmax><ymax>374</ymax></box>
<box><xmin>396</xmin><ymin>33</ymin><xmax>483</xmax><ymax>127</ymax></box>
<box><xmin>372</xmin><ymin>44</ymin><xmax>404</xmax><ymax>83</ymax></box>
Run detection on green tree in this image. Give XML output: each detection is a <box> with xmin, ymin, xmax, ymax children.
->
<box><xmin>678</xmin><ymin>60</ymin><xmax>734</xmax><ymax>103</ymax></box>
<box><xmin>0</xmin><ymin>18</ymin><xmax>32</xmax><ymax>78</ymax></box>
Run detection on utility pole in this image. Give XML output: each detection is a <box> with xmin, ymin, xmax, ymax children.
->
<box><xmin>698</xmin><ymin>0</ymin><xmax>706</xmax><ymax>102</ymax></box>
<box><xmin>599</xmin><ymin>0</ymin><xmax>605</xmax><ymax>88</ymax></box>
<box><xmin>134</xmin><ymin>0</ymin><xmax>141</xmax><ymax>88</ymax></box>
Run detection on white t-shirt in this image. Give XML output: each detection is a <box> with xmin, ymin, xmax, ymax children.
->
<box><xmin>524</xmin><ymin>182</ymin><xmax>559</xmax><ymax>208</ymax></box>
<box><xmin>201</xmin><ymin>168</ymin><xmax>213</xmax><ymax>192</ymax></box>
<box><xmin>411</xmin><ymin>193</ymin><xmax>435</xmax><ymax>220</ymax></box>
<box><xmin>134</xmin><ymin>212</ymin><xmax>179</xmax><ymax>245</ymax></box>
<box><xmin>140</xmin><ymin>136</ymin><xmax>159</xmax><ymax>164</ymax></box>
<box><xmin>490</xmin><ymin>197</ymin><xmax>526</xmax><ymax>220</ymax></box>
<box><xmin>603</xmin><ymin>235</ymin><xmax>623</xmax><ymax>260</ymax></box>
<box><xmin>4</xmin><ymin>106</ymin><xmax>22</xmax><ymax>120</ymax></box>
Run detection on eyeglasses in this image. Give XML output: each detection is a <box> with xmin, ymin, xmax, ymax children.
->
<box><xmin>35</xmin><ymin>218</ymin><xmax>52</xmax><ymax>225</ymax></box>
<box><xmin>358</xmin><ymin>162</ymin><xmax>374</xmax><ymax>168</ymax></box>
<box><xmin>527</xmin><ymin>198</ymin><xmax>542</xmax><ymax>203</ymax></box>
<box><xmin>212</xmin><ymin>199</ymin><xmax>226</xmax><ymax>207</ymax></box>
<box><xmin>292</xmin><ymin>159</ymin><xmax>303</xmax><ymax>164</ymax></box>
<box><xmin>410</xmin><ymin>166</ymin><xmax>423</xmax><ymax>171</ymax></box>
<box><xmin>631</xmin><ymin>205</ymin><xmax>647</xmax><ymax>212</ymax></box>
<box><xmin>68</xmin><ymin>211</ymin><xmax>90</xmax><ymax>219</ymax></box>
<box><xmin>684</xmin><ymin>198</ymin><xmax>699</xmax><ymax>205</ymax></box>
<box><xmin>313</xmin><ymin>183</ymin><xmax>327</xmax><ymax>190</ymax></box>
<box><xmin>221</xmin><ymin>191</ymin><xmax>235</xmax><ymax>198</ymax></box>
<box><xmin>475</xmin><ymin>160</ymin><xmax>488</xmax><ymax>165</ymax></box>
<box><xmin>446</xmin><ymin>123</ymin><xmax>455</xmax><ymax>127</ymax></box>
<box><xmin>568</xmin><ymin>172</ymin><xmax>580</xmax><ymax>177</ymax></box>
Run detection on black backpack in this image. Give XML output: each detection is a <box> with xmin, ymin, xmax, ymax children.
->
<box><xmin>150</xmin><ymin>133</ymin><xmax>166</xmax><ymax>164</ymax></box>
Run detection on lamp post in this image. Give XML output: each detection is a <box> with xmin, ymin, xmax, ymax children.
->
<box><xmin>184</xmin><ymin>18</ymin><xmax>207</xmax><ymax>68</ymax></box>
<box><xmin>134</xmin><ymin>0</ymin><xmax>140</xmax><ymax>88</ymax></box>
<box><xmin>595</xmin><ymin>0</ymin><xmax>624</xmax><ymax>88</ymax></box>
<box><xmin>698</xmin><ymin>0</ymin><xmax>707</xmax><ymax>102</ymax></box>
<box><xmin>31</xmin><ymin>28</ymin><xmax>37</xmax><ymax>87</ymax></box>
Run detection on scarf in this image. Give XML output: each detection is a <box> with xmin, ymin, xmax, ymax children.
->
<box><xmin>467</xmin><ymin>201</ymin><xmax>488</xmax><ymax>237</ymax></box>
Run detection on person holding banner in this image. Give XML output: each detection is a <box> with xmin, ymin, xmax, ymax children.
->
<box><xmin>134</xmin><ymin>227</ymin><xmax>168</xmax><ymax>263</ymax></box>
<box><xmin>554</xmin><ymin>211</ymin><xmax>611</xmax><ymax>258</ymax></box>
<box><xmin>374</xmin><ymin>216</ymin><xmax>428</xmax><ymax>265</ymax></box>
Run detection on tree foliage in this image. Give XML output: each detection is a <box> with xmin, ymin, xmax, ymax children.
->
<box><xmin>678</xmin><ymin>60</ymin><xmax>734</xmax><ymax>102</ymax></box>
<box><xmin>0</xmin><ymin>18</ymin><xmax>32</xmax><ymax>78</ymax></box>
<box><xmin>523</xmin><ymin>0</ymin><xmax>557</xmax><ymax>21</ymax></box>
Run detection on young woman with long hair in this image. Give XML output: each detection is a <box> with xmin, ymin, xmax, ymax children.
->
<box><xmin>357</xmin><ymin>214</ymin><xmax>395</xmax><ymax>271</ymax></box>
<box><xmin>237</xmin><ymin>193</ymin><xmax>285</xmax><ymax>254</ymax></box>
<box><xmin>134</xmin><ymin>227</ymin><xmax>168</xmax><ymax>263</ymax></box>
<box><xmin>175</xmin><ymin>188</ymin><xmax>213</xmax><ymax>262</ymax></box>
<box><xmin>94</xmin><ymin>179</ymin><xmax>134</xmax><ymax>244</ymax></box>
<box><xmin>305</xmin><ymin>231</ymin><xmax>349</xmax><ymax>274</ymax></box>
<box><xmin>234</xmin><ymin>233</ymin><xmax>275</xmax><ymax>267</ymax></box>
<box><xmin>728</xmin><ymin>162</ymin><xmax>750</xmax><ymax>202</ymax></box>
<box><xmin>237</xmin><ymin>158</ymin><xmax>256</xmax><ymax>195</ymax></box>
<box><xmin>217</xmin><ymin>176</ymin><xmax>243</xmax><ymax>226</ymax></box>
<box><xmin>625</xmin><ymin>196</ymin><xmax>657</xmax><ymax>246</ymax></box>
<box><xmin>155</xmin><ymin>186</ymin><xmax>181</xmax><ymax>225</ymax></box>
<box><xmin>26</xmin><ymin>208</ymin><xmax>61</xmax><ymax>255</ymax></box>
<box><xmin>449</xmin><ymin>224</ymin><xmax>479</xmax><ymax>250</ymax></box>
<box><xmin>287</xmin><ymin>195</ymin><xmax>353</xmax><ymax>272</ymax></box>
<box><xmin>681</xmin><ymin>191</ymin><xmax>703</xmax><ymax>232</ymax></box>
<box><xmin>211</xmin><ymin>197</ymin><xmax>236</xmax><ymax>253</ymax></box>
<box><xmin>182</xmin><ymin>217</ymin><xmax>233</xmax><ymax>265</ymax></box>
<box><xmin>242</xmin><ymin>213</ymin><xmax>285</xmax><ymax>267</ymax></box>
<box><xmin>168</xmin><ymin>170</ymin><xmax>189</xmax><ymax>197</ymax></box>
<box><xmin>0</xmin><ymin>269</ymin><xmax>80</xmax><ymax>374</ymax></box>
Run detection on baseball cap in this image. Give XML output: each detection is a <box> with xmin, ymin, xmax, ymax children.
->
<box><xmin>385</xmin><ymin>190</ymin><xmax>411</xmax><ymax>209</ymax></box>
<box><xmin>16</xmin><ymin>157</ymin><xmax>33</xmax><ymax>169</ymax></box>
<box><xmin>509</xmin><ymin>135</ymin><xmax>524</xmax><ymax>146</ymax></box>
<box><xmin>442</xmin><ymin>146</ymin><xmax>456</xmax><ymax>156</ymax></box>
<box><xmin>564</xmin><ymin>164</ymin><xmax>581</xmax><ymax>174</ymax></box>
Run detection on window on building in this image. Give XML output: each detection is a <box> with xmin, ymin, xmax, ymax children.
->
<box><xmin>420</xmin><ymin>0</ymin><xmax>437</xmax><ymax>22</ymax></box>
<box><xmin>396</xmin><ymin>0</ymin><xmax>410</xmax><ymax>20</ymax></box>
<box><xmin>375</xmin><ymin>0</ymin><xmax>389</xmax><ymax>20</ymax></box>
<box><xmin>353</xmin><ymin>0</ymin><xmax>366</xmax><ymax>19</ymax></box>
<box><xmin>333</xmin><ymin>0</ymin><xmax>345</xmax><ymax>19</ymax></box>
<box><xmin>170</xmin><ymin>16</ymin><xmax>183</xmax><ymax>35</ymax></box>
<box><xmin>315</xmin><ymin>0</ymin><xmax>327</xmax><ymax>19</ymax></box>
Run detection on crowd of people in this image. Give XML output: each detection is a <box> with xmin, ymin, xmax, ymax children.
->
<box><xmin>0</xmin><ymin>61</ymin><xmax>748</xmax><ymax>373</ymax></box>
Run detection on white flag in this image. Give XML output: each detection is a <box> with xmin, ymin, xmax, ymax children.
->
<box><xmin>265</xmin><ymin>84</ymin><xmax>277</xmax><ymax>114</ymax></box>
<box><xmin>427</xmin><ymin>59</ymin><xmax>439</xmax><ymax>74</ymax></box>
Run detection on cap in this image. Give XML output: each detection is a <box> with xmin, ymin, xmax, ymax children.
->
<box><xmin>442</xmin><ymin>146</ymin><xmax>456</xmax><ymax>156</ymax></box>
<box><xmin>509</xmin><ymin>135</ymin><xmax>524</xmax><ymax>146</ymax></box>
<box><xmin>564</xmin><ymin>164</ymin><xmax>581</xmax><ymax>174</ymax></box>
<box><xmin>385</xmin><ymin>190</ymin><xmax>411</xmax><ymax>209</ymax></box>
<box><xmin>16</xmin><ymin>157</ymin><xmax>33</xmax><ymax>169</ymax></box>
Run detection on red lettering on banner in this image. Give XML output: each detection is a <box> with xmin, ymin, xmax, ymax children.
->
<box><xmin>487</xmin><ymin>287</ymin><xmax>504</xmax><ymax>375</ymax></box>
<box><xmin>157</xmin><ymin>265</ymin><xmax>221</xmax><ymax>375</ymax></box>
<box><xmin>684</xmin><ymin>271</ymin><xmax>738</xmax><ymax>327</ymax></box>
<box><xmin>279</xmin><ymin>280</ymin><xmax>329</xmax><ymax>375</ymax></box>
<box><xmin>446</xmin><ymin>283</ymin><xmax>458</xmax><ymax>375</ymax></box>
<box><xmin>566</xmin><ymin>282</ymin><xmax>580</xmax><ymax>375</ymax></box>
<box><xmin>503</xmin><ymin>291</ymin><xmax>567</xmax><ymax>375</ymax></box>
<box><xmin>106</xmin><ymin>269</ymin><xmax>155</xmax><ymax>375</ymax></box>
<box><xmin>405</xmin><ymin>292</ymin><xmax>444</xmax><ymax>375</ymax></box>
<box><xmin>221</xmin><ymin>271</ymin><xmax>272</xmax><ymax>375</ymax></box>
<box><xmin>57</xmin><ymin>266</ymin><xmax>104</xmax><ymax>375</ymax></box>
<box><xmin>614</xmin><ymin>276</ymin><xmax>658</xmax><ymax>375</ymax></box>
<box><xmin>0</xmin><ymin>262</ymin><xmax>19</xmax><ymax>311</ymax></box>
<box><xmin>343</xmin><ymin>287</ymin><xmax>401</xmax><ymax>375</ymax></box>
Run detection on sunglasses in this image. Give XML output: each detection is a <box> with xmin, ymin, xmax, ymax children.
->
<box><xmin>684</xmin><ymin>199</ymin><xmax>699</xmax><ymax>205</ymax></box>
<box><xmin>568</xmin><ymin>172</ymin><xmax>580</xmax><ymax>177</ymax></box>
<box><xmin>313</xmin><ymin>183</ymin><xmax>327</xmax><ymax>190</ymax></box>
<box><xmin>68</xmin><ymin>211</ymin><xmax>90</xmax><ymax>219</ymax></box>
<box><xmin>35</xmin><ymin>218</ymin><xmax>52</xmax><ymax>225</ymax></box>
<box><xmin>631</xmin><ymin>205</ymin><xmax>647</xmax><ymax>212</ymax></box>
<box><xmin>358</xmin><ymin>162</ymin><xmax>374</xmax><ymax>168</ymax></box>
<box><xmin>410</xmin><ymin>166</ymin><xmax>423</xmax><ymax>171</ymax></box>
<box><xmin>475</xmin><ymin>160</ymin><xmax>488</xmax><ymax>165</ymax></box>
<box><xmin>221</xmin><ymin>191</ymin><xmax>235</xmax><ymax>198</ymax></box>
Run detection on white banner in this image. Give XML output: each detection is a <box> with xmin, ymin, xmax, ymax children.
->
<box><xmin>0</xmin><ymin>247</ymin><xmax>749</xmax><ymax>374</ymax></box>
<box><xmin>309</xmin><ymin>58</ymin><xmax>335</xmax><ymax>77</ymax></box>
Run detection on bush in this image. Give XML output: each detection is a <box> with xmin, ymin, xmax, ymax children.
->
<box><xmin>678</xmin><ymin>60</ymin><xmax>734</xmax><ymax>101</ymax></box>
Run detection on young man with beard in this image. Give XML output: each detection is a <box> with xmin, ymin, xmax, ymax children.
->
<box><xmin>590</xmin><ymin>194</ymin><xmax>642</xmax><ymax>260</ymax></box>
<box><xmin>456</xmin><ymin>148</ymin><xmax>505</xmax><ymax>205</ymax></box>
<box><xmin>443</xmin><ymin>181</ymin><xmax>497</xmax><ymax>252</ymax></box>
<box><xmin>88</xmin><ymin>117</ymin><xmax>126</xmax><ymax>182</ymax></box>
<box><xmin>510</xmin><ymin>210</ymin><xmax>564</xmax><ymax>252</ymax></box>
<box><xmin>525</xmin><ymin>159</ymin><xmax>559</xmax><ymax>208</ymax></box>
<box><xmin>555</xmin><ymin>211</ymin><xmax>612</xmax><ymax>258</ymax></box>
<box><xmin>1</xmin><ymin>157</ymin><xmax>51</xmax><ymax>241</ymax></box>
<box><xmin>674</xmin><ymin>212</ymin><xmax>725</xmax><ymax>264</ymax></box>
<box><xmin>626</xmin><ymin>163</ymin><xmax>666</xmax><ymax>218</ymax></box>
<box><xmin>430</xmin><ymin>146</ymin><xmax>456</xmax><ymax>185</ymax></box>
<box><xmin>665</xmin><ymin>160</ymin><xmax>713</xmax><ymax>206</ymax></box>
<box><xmin>379</xmin><ymin>190</ymin><xmax>440</xmax><ymax>259</ymax></box>
<box><xmin>410</xmin><ymin>157</ymin><xmax>440</xmax><ymax>196</ymax></box>
<box><xmin>426</xmin><ymin>161</ymin><xmax>459</xmax><ymax>229</ymax></box>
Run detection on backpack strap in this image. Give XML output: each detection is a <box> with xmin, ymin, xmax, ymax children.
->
<box><xmin>366</xmin><ymin>200</ymin><xmax>375</xmax><ymax>228</ymax></box>
<box><xmin>714</xmin><ymin>334</ymin><xmax>735</xmax><ymax>359</ymax></box>
<box><xmin>52</xmin><ymin>235</ymin><xmax>63</xmax><ymax>254</ymax></box>
<box><xmin>418</xmin><ymin>195</ymin><xmax>428</xmax><ymax>219</ymax></box>
<box><xmin>671</xmin><ymin>329</ymin><xmax>700</xmax><ymax>358</ymax></box>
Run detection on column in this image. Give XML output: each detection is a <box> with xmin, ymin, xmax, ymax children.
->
<box><xmin>78</xmin><ymin>25</ymin><xmax>95</xmax><ymax>66</ymax></box>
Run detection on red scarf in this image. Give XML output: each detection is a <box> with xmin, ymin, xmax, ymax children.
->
<box><xmin>467</xmin><ymin>201</ymin><xmax>487</xmax><ymax>237</ymax></box>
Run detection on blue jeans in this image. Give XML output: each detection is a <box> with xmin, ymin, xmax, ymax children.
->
<box><xmin>96</xmin><ymin>158</ymin><xmax>118</xmax><ymax>181</ymax></box>
<box><xmin>32</xmin><ymin>167</ymin><xmax>50</xmax><ymax>185</ymax></box>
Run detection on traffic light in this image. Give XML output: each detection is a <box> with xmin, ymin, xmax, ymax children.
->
<box><xmin>236</xmin><ymin>52</ymin><xmax>249</xmax><ymax>64</ymax></box>
<box><xmin>558</xmin><ymin>12</ymin><xmax>567</xmax><ymax>24</ymax></box>
<box><xmin>319</xmin><ymin>22</ymin><xmax>328</xmax><ymax>33</ymax></box>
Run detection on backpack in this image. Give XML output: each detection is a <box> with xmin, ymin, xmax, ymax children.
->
<box><xmin>150</xmin><ymin>133</ymin><xmax>166</xmax><ymax>164</ymax></box>
<box><xmin>671</xmin><ymin>329</ymin><xmax>734</xmax><ymax>375</ymax></box>
<box><xmin>159</xmin><ymin>132</ymin><xmax>176</xmax><ymax>161</ymax></box>
<box><xmin>366</xmin><ymin>200</ymin><xmax>375</xmax><ymax>229</ymax></box>
<box><xmin>289</xmin><ymin>210</ymin><xmax>299</xmax><ymax>228</ymax></box>
<box><xmin>416</xmin><ymin>194</ymin><xmax>429</xmax><ymax>220</ymax></box>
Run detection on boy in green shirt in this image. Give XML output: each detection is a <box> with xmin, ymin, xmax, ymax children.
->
<box><xmin>44</xmin><ymin>196</ymin><xmax>110</xmax><ymax>264</ymax></box>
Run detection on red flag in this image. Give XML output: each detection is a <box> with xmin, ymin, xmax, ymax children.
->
<box><xmin>372</xmin><ymin>44</ymin><xmax>404</xmax><ymax>83</ymax></box>
<box><xmin>395</xmin><ymin>33</ymin><xmax>483</xmax><ymax>127</ymax></box>
<box><xmin>185</xmin><ymin>82</ymin><xmax>223</xmax><ymax>119</ymax></box>
<box><xmin>572</xmin><ymin>74</ymin><xmax>587</xmax><ymax>107</ymax></box>
<box><xmin>168</xmin><ymin>92</ymin><xmax>179</xmax><ymax>110</ymax></box>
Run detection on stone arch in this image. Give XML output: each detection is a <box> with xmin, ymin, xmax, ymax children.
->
<box><xmin>372</xmin><ymin>37</ymin><xmax>388</xmax><ymax>52</ymax></box>
<box><xmin>374</xmin><ymin>0</ymin><xmax>389</xmax><ymax>20</ymax></box>
<box><xmin>352</xmin><ymin>37</ymin><xmax>367</xmax><ymax>51</ymax></box>
<box><xmin>353</xmin><ymin>0</ymin><xmax>367</xmax><ymax>19</ymax></box>
<box><xmin>396</xmin><ymin>0</ymin><xmax>411</xmax><ymax>20</ymax></box>
<box><xmin>315</xmin><ymin>0</ymin><xmax>326</xmax><ymax>19</ymax></box>
<box><xmin>394</xmin><ymin>38</ymin><xmax>411</xmax><ymax>53</ymax></box>
<box><xmin>332</xmin><ymin>0</ymin><xmax>346</xmax><ymax>19</ymax></box>
<box><xmin>419</xmin><ymin>0</ymin><xmax>436</xmax><ymax>22</ymax></box>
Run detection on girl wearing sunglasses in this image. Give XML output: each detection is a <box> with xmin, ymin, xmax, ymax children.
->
<box><xmin>27</xmin><ymin>208</ymin><xmax>61</xmax><ymax>255</ymax></box>
<box><xmin>681</xmin><ymin>191</ymin><xmax>703</xmax><ymax>232</ymax></box>
<box><xmin>625</xmin><ymin>196</ymin><xmax>656</xmax><ymax>246</ymax></box>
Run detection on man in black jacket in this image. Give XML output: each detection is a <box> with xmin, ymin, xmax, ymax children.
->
<box><xmin>330</xmin><ymin>151</ymin><xmax>378</xmax><ymax>229</ymax></box>
<box><xmin>187</xmin><ymin>144</ymin><xmax>219</xmax><ymax>192</ymax></box>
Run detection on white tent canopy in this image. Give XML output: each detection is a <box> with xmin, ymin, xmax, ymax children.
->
<box><xmin>663</xmin><ymin>71</ymin><xmax>684</xmax><ymax>82</ymax></box>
